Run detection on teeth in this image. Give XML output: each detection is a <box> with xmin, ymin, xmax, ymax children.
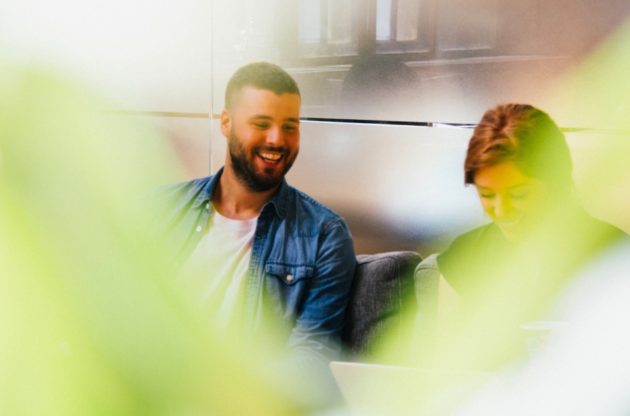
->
<box><xmin>259</xmin><ymin>151</ymin><xmax>282</xmax><ymax>161</ymax></box>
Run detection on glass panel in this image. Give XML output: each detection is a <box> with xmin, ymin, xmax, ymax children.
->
<box><xmin>131</xmin><ymin>115</ymin><xmax>211</xmax><ymax>180</ymax></box>
<box><xmin>376</xmin><ymin>0</ymin><xmax>392</xmax><ymax>41</ymax></box>
<box><xmin>396</xmin><ymin>0</ymin><xmax>419</xmax><ymax>41</ymax></box>
<box><xmin>299</xmin><ymin>0</ymin><xmax>321</xmax><ymax>43</ymax></box>
<box><xmin>566</xmin><ymin>131</ymin><xmax>630</xmax><ymax>234</ymax></box>
<box><xmin>437</xmin><ymin>0</ymin><xmax>497</xmax><ymax>51</ymax></box>
<box><xmin>335</xmin><ymin>54</ymin><xmax>423</xmax><ymax>121</ymax></box>
<box><xmin>328</xmin><ymin>0</ymin><xmax>353</xmax><ymax>44</ymax></box>
<box><xmin>211</xmin><ymin>0</ymin><xmax>630</xmax><ymax>126</ymax></box>
<box><xmin>0</xmin><ymin>0</ymin><xmax>212</xmax><ymax>113</ymax></box>
<box><xmin>211</xmin><ymin>120</ymin><xmax>482</xmax><ymax>254</ymax></box>
<box><xmin>210</xmin><ymin>123</ymin><xmax>630</xmax><ymax>253</ymax></box>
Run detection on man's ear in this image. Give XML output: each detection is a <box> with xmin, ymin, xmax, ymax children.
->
<box><xmin>220</xmin><ymin>109</ymin><xmax>231</xmax><ymax>138</ymax></box>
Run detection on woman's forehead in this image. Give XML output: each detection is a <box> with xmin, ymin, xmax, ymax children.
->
<box><xmin>474</xmin><ymin>161</ymin><xmax>540</xmax><ymax>189</ymax></box>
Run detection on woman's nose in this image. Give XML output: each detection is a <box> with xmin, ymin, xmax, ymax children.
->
<box><xmin>493</xmin><ymin>195</ymin><xmax>513</xmax><ymax>218</ymax></box>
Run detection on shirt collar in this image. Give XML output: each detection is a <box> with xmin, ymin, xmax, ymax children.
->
<box><xmin>191</xmin><ymin>168</ymin><xmax>222</xmax><ymax>209</ymax></box>
<box><xmin>265</xmin><ymin>179</ymin><xmax>289</xmax><ymax>219</ymax></box>
<box><xmin>191</xmin><ymin>167</ymin><xmax>288</xmax><ymax>219</ymax></box>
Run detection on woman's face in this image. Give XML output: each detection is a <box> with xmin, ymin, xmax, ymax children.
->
<box><xmin>473</xmin><ymin>161</ymin><xmax>548</xmax><ymax>242</ymax></box>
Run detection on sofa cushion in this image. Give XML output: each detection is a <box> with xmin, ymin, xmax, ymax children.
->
<box><xmin>341</xmin><ymin>251</ymin><xmax>422</xmax><ymax>357</ymax></box>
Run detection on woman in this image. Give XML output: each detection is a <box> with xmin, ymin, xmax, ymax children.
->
<box><xmin>415</xmin><ymin>103</ymin><xmax>624</xmax><ymax>370</ymax></box>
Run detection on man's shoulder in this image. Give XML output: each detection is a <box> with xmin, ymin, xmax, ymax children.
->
<box><xmin>278</xmin><ymin>184</ymin><xmax>351</xmax><ymax>239</ymax></box>
<box><xmin>157</xmin><ymin>175</ymin><xmax>213</xmax><ymax>206</ymax></box>
<box><xmin>145</xmin><ymin>176</ymin><xmax>214</xmax><ymax>221</ymax></box>
<box><xmin>164</xmin><ymin>175</ymin><xmax>211</xmax><ymax>197</ymax></box>
<box><xmin>285</xmin><ymin>184</ymin><xmax>344</xmax><ymax>222</ymax></box>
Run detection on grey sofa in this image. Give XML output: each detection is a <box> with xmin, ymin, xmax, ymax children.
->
<box><xmin>341</xmin><ymin>251</ymin><xmax>423</xmax><ymax>358</ymax></box>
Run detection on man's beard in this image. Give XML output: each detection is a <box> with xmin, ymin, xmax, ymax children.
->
<box><xmin>228</xmin><ymin>130</ymin><xmax>296</xmax><ymax>192</ymax></box>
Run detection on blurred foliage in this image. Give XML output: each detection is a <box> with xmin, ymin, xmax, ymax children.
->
<box><xmin>361</xmin><ymin>18</ymin><xmax>630</xmax><ymax>415</ymax></box>
<box><xmin>0</xmin><ymin>62</ymin><xmax>297</xmax><ymax>415</ymax></box>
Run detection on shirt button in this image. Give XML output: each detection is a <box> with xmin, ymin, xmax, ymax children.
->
<box><xmin>195</xmin><ymin>225</ymin><xmax>202</xmax><ymax>233</ymax></box>
<box><xmin>286</xmin><ymin>274</ymin><xmax>294</xmax><ymax>282</ymax></box>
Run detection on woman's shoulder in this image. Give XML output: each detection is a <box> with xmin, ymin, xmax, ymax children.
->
<box><xmin>441</xmin><ymin>223</ymin><xmax>502</xmax><ymax>258</ymax></box>
<box><xmin>435</xmin><ymin>223</ymin><xmax>507</xmax><ymax>293</ymax></box>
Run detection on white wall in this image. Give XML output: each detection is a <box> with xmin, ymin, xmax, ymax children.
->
<box><xmin>0</xmin><ymin>0</ymin><xmax>214</xmax><ymax>180</ymax></box>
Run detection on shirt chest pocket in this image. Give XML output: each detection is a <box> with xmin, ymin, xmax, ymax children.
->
<box><xmin>264</xmin><ymin>263</ymin><xmax>314</xmax><ymax>285</ymax></box>
<box><xmin>264</xmin><ymin>263</ymin><xmax>314</xmax><ymax>317</ymax></box>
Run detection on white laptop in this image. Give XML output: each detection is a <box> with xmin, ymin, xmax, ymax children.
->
<box><xmin>330</xmin><ymin>361</ymin><xmax>491</xmax><ymax>415</ymax></box>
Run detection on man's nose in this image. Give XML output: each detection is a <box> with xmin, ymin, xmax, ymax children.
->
<box><xmin>264</xmin><ymin>126</ymin><xmax>284</xmax><ymax>146</ymax></box>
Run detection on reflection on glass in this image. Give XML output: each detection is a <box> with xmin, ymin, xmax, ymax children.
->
<box><xmin>298</xmin><ymin>0</ymin><xmax>358</xmax><ymax>57</ymax></box>
<box><xmin>299</xmin><ymin>0</ymin><xmax>321</xmax><ymax>43</ymax></box>
<box><xmin>438</xmin><ymin>0</ymin><xmax>497</xmax><ymax>51</ymax></box>
<box><xmin>376</xmin><ymin>0</ymin><xmax>431</xmax><ymax>53</ymax></box>
<box><xmin>328</xmin><ymin>0</ymin><xmax>353</xmax><ymax>44</ymax></box>
<box><xmin>396</xmin><ymin>0</ymin><xmax>419</xmax><ymax>41</ymax></box>
<box><xmin>214</xmin><ymin>0</ymin><xmax>630</xmax><ymax>123</ymax></box>
<box><xmin>376</xmin><ymin>0</ymin><xmax>392</xmax><ymax>41</ymax></box>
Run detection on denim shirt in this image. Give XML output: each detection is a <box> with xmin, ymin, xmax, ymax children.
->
<box><xmin>159</xmin><ymin>168</ymin><xmax>356</xmax><ymax>360</ymax></box>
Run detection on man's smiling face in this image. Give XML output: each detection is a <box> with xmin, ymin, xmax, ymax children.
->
<box><xmin>222</xmin><ymin>86</ymin><xmax>301</xmax><ymax>192</ymax></box>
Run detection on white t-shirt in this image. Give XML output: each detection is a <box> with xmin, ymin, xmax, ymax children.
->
<box><xmin>181</xmin><ymin>209</ymin><xmax>257</xmax><ymax>328</ymax></box>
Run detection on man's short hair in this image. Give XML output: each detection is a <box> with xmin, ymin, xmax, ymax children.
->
<box><xmin>225</xmin><ymin>62</ymin><xmax>300</xmax><ymax>109</ymax></box>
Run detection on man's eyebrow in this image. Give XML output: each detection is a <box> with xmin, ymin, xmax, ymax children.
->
<box><xmin>247</xmin><ymin>115</ymin><xmax>300</xmax><ymax>124</ymax></box>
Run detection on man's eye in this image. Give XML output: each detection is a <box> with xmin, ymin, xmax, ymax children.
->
<box><xmin>283</xmin><ymin>125</ymin><xmax>298</xmax><ymax>132</ymax></box>
<box><xmin>253</xmin><ymin>123</ymin><xmax>269</xmax><ymax>129</ymax></box>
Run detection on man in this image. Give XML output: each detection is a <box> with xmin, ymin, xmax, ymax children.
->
<box><xmin>160</xmin><ymin>62</ymin><xmax>356</xmax><ymax>377</ymax></box>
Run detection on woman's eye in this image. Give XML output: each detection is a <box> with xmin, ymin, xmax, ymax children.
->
<box><xmin>510</xmin><ymin>190</ymin><xmax>530</xmax><ymax>199</ymax></box>
<box><xmin>480</xmin><ymin>193</ymin><xmax>495</xmax><ymax>199</ymax></box>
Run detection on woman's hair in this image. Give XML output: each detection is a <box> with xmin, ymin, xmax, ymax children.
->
<box><xmin>464</xmin><ymin>104</ymin><xmax>573</xmax><ymax>190</ymax></box>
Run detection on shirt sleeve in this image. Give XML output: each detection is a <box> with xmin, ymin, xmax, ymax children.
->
<box><xmin>278</xmin><ymin>218</ymin><xmax>356</xmax><ymax>408</ymax></box>
<box><xmin>287</xmin><ymin>217</ymin><xmax>356</xmax><ymax>358</ymax></box>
